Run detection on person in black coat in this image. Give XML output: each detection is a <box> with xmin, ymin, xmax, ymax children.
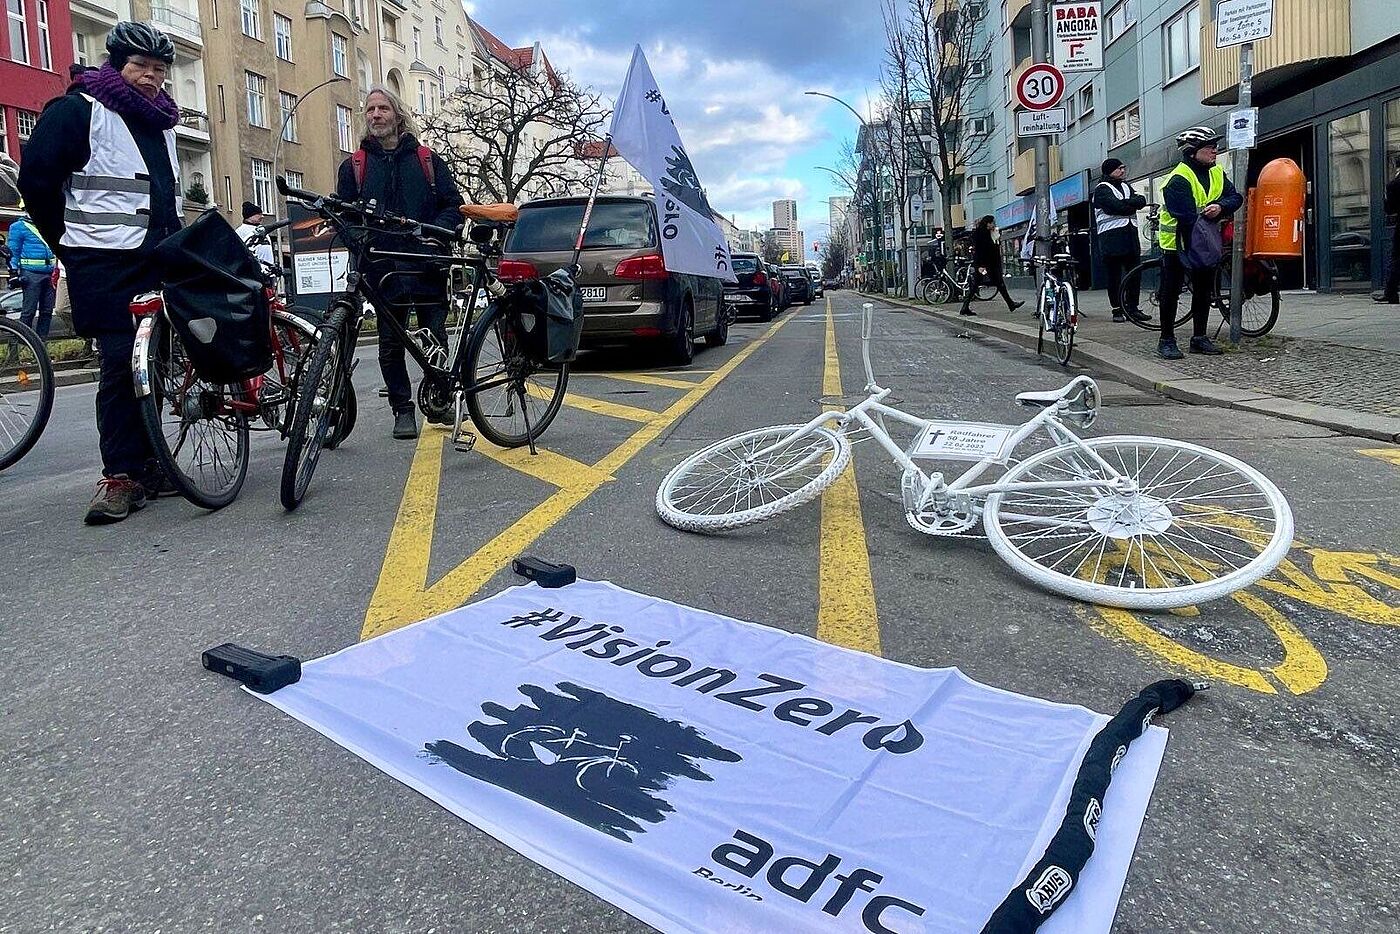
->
<box><xmin>337</xmin><ymin>86</ymin><xmax>464</xmax><ymax>440</ymax></box>
<box><xmin>1380</xmin><ymin>154</ymin><xmax>1400</xmax><ymax>304</ymax></box>
<box><xmin>958</xmin><ymin>215</ymin><xmax>1024</xmax><ymax>317</ymax></box>
<box><xmin>1093</xmin><ymin>158</ymin><xmax>1148</xmax><ymax>322</ymax></box>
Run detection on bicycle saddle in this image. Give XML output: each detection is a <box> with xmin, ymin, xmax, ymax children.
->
<box><xmin>1014</xmin><ymin>389</ymin><xmax>1064</xmax><ymax>408</ymax></box>
<box><xmin>460</xmin><ymin>203</ymin><xmax>519</xmax><ymax>223</ymax></box>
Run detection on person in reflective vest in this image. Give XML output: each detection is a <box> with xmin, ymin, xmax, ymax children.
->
<box><xmin>1155</xmin><ymin>126</ymin><xmax>1242</xmax><ymax>360</ymax></box>
<box><xmin>18</xmin><ymin>22</ymin><xmax>183</xmax><ymax>524</ymax></box>
<box><xmin>1092</xmin><ymin>159</ymin><xmax>1147</xmax><ymax>323</ymax></box>
<box><xmin>6</xmin><ymin>212</ymin><xmax>57</xmax><ymax>337</ymax></box>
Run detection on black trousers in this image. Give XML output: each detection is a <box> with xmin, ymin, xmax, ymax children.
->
<box><xmin>95</xmin><ymin>326</ymin><xmax>156</xmax><ymax>478</ymax></box>
<box><xmin>1158</xmin><ymin>252</ymin><xmax>1215</xmax><ymax>341</ymax></box>
<box><xmin>1386</xmin><ymin>224</ymin><xmax>1400</xmax><ymax>301</ymax></box>
<box><xmin>379</xmin><ymin>300</ymin><xmax>449</xmax><ymax>414</ymax></box>
<box><xmin>959</xmin><ymin>268</ymin><xmax>1016</xmax><ymax>314</ymax></box>
<box><xmin>1102</xmin><ymin>246</ymin><xmax>1140</xmax><ymax>312</ymax></box>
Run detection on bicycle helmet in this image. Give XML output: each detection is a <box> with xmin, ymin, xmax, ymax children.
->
<box><xmin>106</xmin><ymin>22</ymin><xmax>176</xmax><ymax>69</ymax></box>
<box><xmin>1176</xmin><ymin>125</ymin><xmax>1221</xmax><ymax>153</ymax></box>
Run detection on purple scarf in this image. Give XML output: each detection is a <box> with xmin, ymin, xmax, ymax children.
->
<box><xmin>75</xmin><ymin>63</ymin><xmax>180</xmax><ymax>131</ymax></box>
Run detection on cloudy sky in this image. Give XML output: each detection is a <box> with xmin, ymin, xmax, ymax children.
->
<box><xmin>471</xmin><ymin>0</ymin><xmax>887</xmax><ymax>258</ymax></box>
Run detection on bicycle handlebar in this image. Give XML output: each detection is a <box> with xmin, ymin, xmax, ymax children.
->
<box><xmin>275</xmin><ymin>176</ymin><xmax>461</xmax><ymax>242</ymax></box>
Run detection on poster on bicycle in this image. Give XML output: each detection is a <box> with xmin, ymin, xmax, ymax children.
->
<box><xmin>255</xmin><ymin>579</ymin><xmax>1173</xmax><ymax>933</ymax></box>
<box><xmin>287</xmin><ymin>202</ymin><xmax>351</xmax><ymax>309</ymax></box>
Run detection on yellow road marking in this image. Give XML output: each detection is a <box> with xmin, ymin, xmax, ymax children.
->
<box><xmin>587</xmin><ymin>371</ymin><xmax>706</xmax><ymax>391</ymax></box>
<box><xmin>1359</xmin><ymin>447</ymin><xmax>1400</xmax><ymax>468</ymax></box>
<box><xmin>362</xmin><ymin>314</ymin><xmax>795</xmax><ymax>640</ymax></box>
<box><xmin>473</xmin><ymin>441</ymin><xmax>614</xmax><ymax>487</ymax></box>
<box><xmin>524</xmin><ymin>383</ymin><xmax>657</xmax><ymax>423</ymax></box>
<box><xmin>817</xmin><ymin>296</ymin><xmax>880</xmax><ymax>655</ymax></box>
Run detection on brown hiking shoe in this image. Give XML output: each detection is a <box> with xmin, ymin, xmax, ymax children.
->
<box><xmin>84</xmin><ymin>475</ymin><xmax>148</xmax><ymax>525</ymax></box>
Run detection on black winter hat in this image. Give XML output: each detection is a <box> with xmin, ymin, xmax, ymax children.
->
<box><xmin>242</xmin><ymin>201</ymin><xmax>263</xmax><ymax>221</ymax></box>
<box><xmin>1101</xmin><ymin>158</ymin><xmax>1125</xmax><ymax>177</ymax></box>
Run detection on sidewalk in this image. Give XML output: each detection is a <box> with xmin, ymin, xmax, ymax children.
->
<box><xmin>883</xmin><ymin>286</ymin><xmax>1400</xmax><ymax>442</ymax></box>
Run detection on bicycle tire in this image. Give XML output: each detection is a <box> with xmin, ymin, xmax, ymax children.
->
<box><xmin>1238</xmin><ymin>287</ymin><xmax>1280</xmax><ymax>338</ymax></box>
<box><xmin>0</xmin><ymin>316</ymin><xmax>55</xmax><ymax>471</ymax></box>
<box><xmin>280</xmin><ymin>305</ymin><xmax>349</xmax><ymax>511</ymax></box>
<box><xmin>927</xmin><ymin>278</ymin><xmax>953</xmax><ymax>305</ymax></box>
<box><xmin>983</xmin><ymin>435</ymin><xmax>1293</xmax><ymax>610</ymax></box>
<box><xmin>137</xmin><ymin>313</ymin><xmax>249</xmax><ymax>509</ymax></box>
<box><xmin>656</xmin><ymin>424</ymin><xmax>851</xmax><ymax>532</ymax></box>
<box><xmin>463</xmin><ymin>302</ymin><xmax>569</xmax><ymax>448</ymax></box>
<box><xmin>1054</xmin><ymin>283</ymin><xmax>1075</xmax><ymax>366</ymax></box>
<box><xmin>324</xmin><ymin>375</ymin><xmax>357</xmax><ymax>450</ymax></box>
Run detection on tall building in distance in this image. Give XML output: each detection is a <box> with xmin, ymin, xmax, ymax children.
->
<box><xmin>771</xmin><ymin>198</ymin><xmax>801</xmax><ymax>259</ymax></box>
<box><xmin>772</xmin><ymin>198</ymin><xmax>796</xmax><ymax>231</ymax></box>
<box><xmin>828</xmin><ymin>196</ymin><xmax>851</xmax><ymax>237</ymax></box>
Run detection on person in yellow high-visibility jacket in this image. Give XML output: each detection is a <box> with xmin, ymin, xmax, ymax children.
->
<box><xmin>1156</xmin><ymin>126</ymin><xmax>1243</xmax><ymax>359</ymax></box>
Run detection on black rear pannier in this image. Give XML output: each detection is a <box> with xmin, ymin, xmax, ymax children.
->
<box><xmin>499</xmin><ymin>268</ymin><xmax>585</xmax><ymax>365</ymax></box>
<box><xmin>154</xmin><ymin>209</ymin><xmax>273</xmax><ymax>383</ymax></box>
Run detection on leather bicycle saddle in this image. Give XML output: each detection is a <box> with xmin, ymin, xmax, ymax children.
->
<box><xmin>460</xmin><ymin>203</ymin><xmax>519</xmax><ymax>223</ymax></box>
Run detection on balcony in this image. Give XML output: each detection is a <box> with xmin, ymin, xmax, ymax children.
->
<box><xmin>1013</xmin><ymin>145</ymin><xmax>1061</xmax><ymax>196</ymax></box>
<box><xmin>1008</xmin><ymin>55</ymin><xmax>1031</xmax><ymax>109</ymax></box>
<box><xmin>1200</xmin><ymin>0</ymin><xmax>1350</xmax><ymax>104</ymax></box>
<box><xmin>1007</xmin><ymin>0</ymin><xmax>1032</xmax><ymax>31</ymax></box>
<box><xmin>174</xmin><ymin>109</ymin><xmax>211</xmax><ymax>147</ymax></box>
<box><xmin>149</xmin><ymin>2</ymin><xmax>201</xmax><ymax>50</ymax></box>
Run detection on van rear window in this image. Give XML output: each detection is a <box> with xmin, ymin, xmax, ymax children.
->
<box><xmin>732</xmin><ymin>257</ymin><xmax>758</xmax><ymax>273</ymax></box>
<box><xmin>506</xmin><ymin>201</ymin><xmax>657</xmax><ymax>252</ymax></box>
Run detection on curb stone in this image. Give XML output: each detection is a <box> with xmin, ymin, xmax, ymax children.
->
<box><xmin>872</xmin><ymin>293</ymin><xmax>1400</xmax><ymax>443</ymax></box>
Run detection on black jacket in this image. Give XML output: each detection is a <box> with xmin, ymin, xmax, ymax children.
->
<box><xmin>1093</xmin><ymin>179</ymin><xmax>1147</xmax><ymax>257</ymax></box>
<box><xmin>971</xmin><ymin>225</ymin><xmax>1002</xmax><ymax>276</ymax></box>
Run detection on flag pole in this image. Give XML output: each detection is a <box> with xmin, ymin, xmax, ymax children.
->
<box><xmin>571</xmin><ymin>135</ymin><xmax>612</xmax><ymax>276</ymax></box>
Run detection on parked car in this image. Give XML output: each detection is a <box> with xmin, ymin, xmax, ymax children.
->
<box><xmin>779</xmin><ymin>264</ymin><xmax>814</xmax><ymax>305</ymax></box>
<box><xmin>823</xmin><ymin>277</ymin><xmax>840</xmax><ymax>291</ymax></box>
<box><xmin>724</xmin><ymin>252</ymin><xmax>777</xmax><ymax>321</ymax></box>
<box><xmin>808</xmin><ymin>269</ymin><xmax>824</xmax><ymax>299</ymax></box>
<box><xmin>765</xmin><ymin>261</ymin><xmax>789</xmax><ymax>311</ymax></box>
<box><xmin>501</xmin><ymin>195</ymin><xmax>726</xmax><ymax>364</ymax></box>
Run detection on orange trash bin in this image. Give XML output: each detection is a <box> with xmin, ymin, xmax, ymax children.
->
<box><xmin>1246</xmin><ymin>158</ymin><xmax>1306</xmax><ymax>259</ymax></box>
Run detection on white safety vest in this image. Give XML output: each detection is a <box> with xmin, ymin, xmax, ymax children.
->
<box><xmin>1093</xmin><ymin>181</ymin><xmax>1136</xmax><ymax>235</ymax></box>
<box><xmin>61</xmin><ymin>93</ymin><xmax>180</xmax><ymax>250</ymax></box>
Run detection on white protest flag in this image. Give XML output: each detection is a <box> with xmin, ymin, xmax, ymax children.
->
<box><xmin>1021</xmin><ymin>188</ymin><xmax>1060</xmax><ymax>261</ymax></box>
<box><xmin>255</xmin><ymin>579</ymin><xmax>1176</xmax><ymax>933</ymax></box>
<box><xmin>608</xmin><ymin>46</ymin><xmax>737</xmax><ymax>283</ymax></box>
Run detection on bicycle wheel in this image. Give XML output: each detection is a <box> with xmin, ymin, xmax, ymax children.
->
<box><xmin>1119</xmin><ymin>260</ymin><xmax>1159</xmax><ymax>330</ymax></box>
<box><xmin>1239</xmin><ymin>287</ymin><xmax>1280</xmax><ymax>338</ymax></box>
<box><xmin>656</xmin><ymin>424</ymin><xmax>851</xmax><ymax>532</ymax></box>
<box><xmin>983</xmin><ymin>436</ymin><xmax>1293</xmax><ymax>610</ymax></box>
<box><xmin>280</xmin><ymin>306</ymin><xmax>348</xmax><ymax>510</ymax></box>
<box><xmin>463</xmin><ymin>303</ymin><xmax>569</xmax><ymax>448</ymax></box>
<box><xmin>138</xmin><ymin>313</ymin><xmax>249</xmax><ymax>509</ymax></box>
<box><xmin>1053</xmin><ymin>283</ymin><xmax>1076</xmax><ymax>366</ymax></box>
<box><xmin>324</xmin><ymin>375</ymin><xmax>357</xmax><ymax>450</ymax></box>
<box><xmin>0</xmin><ymin>316</ymin><xmax>55</xmax><ymax>471</ymax></box>
<box><xmin>927</xmin><ymin>278</ymin><xmax>953</xmax><ymax>305</ymax></box>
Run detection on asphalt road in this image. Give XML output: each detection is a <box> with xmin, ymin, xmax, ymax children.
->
<box><xmin>3</xmin><ymin>289</ymin><xmax>1397</xmax><ymax>933</ymax></box>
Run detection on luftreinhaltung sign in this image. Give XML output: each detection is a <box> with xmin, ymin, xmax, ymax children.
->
<box><xmin>254</xmin><ymin>580</ymin><xmax>1178</xmax><ymax>933</ymax></box>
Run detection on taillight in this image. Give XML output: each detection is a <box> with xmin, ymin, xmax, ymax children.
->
<box><xmin>130</xmin><ymin>295</ymin><xmax>163</xmax><ymax>317</ymax></box>
<box><xmin>614</xmin><ymin>253</ymin><xmax>668</xmax><ymax>280</ymax></box>
<box><xmin>752</xmin><ymin>271</ymin><xmax>767</xmax><ymax>286</ymax></box>
<box><xmin>497</xmin><ymin>259</ymin><xmax>539</xmax><ymax>281</ymax></box>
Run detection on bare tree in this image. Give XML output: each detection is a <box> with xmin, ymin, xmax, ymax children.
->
<box><xmin>820</xmin><ymin>225</ymin><xmax>851</xmax><ymax>281</ymax></box>
<box><xmin>760</xmin><ymin>229</ymin><xmax>783</xmax><ymax>265</ymax></box>
<box><xmin>875</xmin><ymin>0</ymin><xmax>920</xmax><ymax>293</ymax></box>
<box><xmin>421</xmin><ymin>62</ymin><xmax>609</xmax><ymax>204</ymax></box>
<box><xmin>901</xmin><ymin>0</ymin><xmax>996</xmax><ymax>238</ymax></box>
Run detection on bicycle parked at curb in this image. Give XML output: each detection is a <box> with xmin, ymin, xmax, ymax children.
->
<box><xmin>130</xmin><ymin>221</ymin><xmax>356</xmax><ymax>510</ymax></box>
<box><xmin>656</xmin><ymin>301</ymin><xmax>1293</xmax><ymax>610</ymax></box>
<box><xmin>1120</xmin><ymin>205</ymin><xmax>1281</xmax><ymax>337</ymax></box>
<box><xmin>0</xmin><ymin>315</ymin><xmax>55</xmax><ymax>471</ymax></box>
<box><xmin>275</xmin><ymin>178</ymin><xmax>569</xmax><ymax>510</ymax></box>
<box><xmin>1031</xmin><ymin>236</ymin><xmax>1080</xmax><ymax>367</ymax></box>
<box><xmin>917</xmin><ymin>260</ymin><xmax>985</xmax><ymax>306</ymax></box>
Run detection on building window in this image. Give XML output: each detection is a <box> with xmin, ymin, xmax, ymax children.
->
<box><xmin>217</xmin><ymin>84</ymin><xmax>226</xmax><ymax>121</ymax></box>
<box><xmin>74</xmin><ymin>31</ymin><xmax>88</xmax><ymax>65</ymax></box>
<box><xmin>417</xmin><ymin>79</ymin><xmax>427</xmax><ymax>114</ymax></box>
<box><xmin>285</xmin><ymin>169</ymin><xmax>304</xmax><ymax>190</ymax></box>
<box><xmin>240</xmin><ymin>0</ymin><xmax>261</xmax><ymax>40</ymax></box>
<box><xmin>966</xmin><ymin>60</ymin><xmax>986</xmax><ymax>79</ymax></box>
<box><xmin>1328</xmin><ymin>110</ymin><xmax>1372</xmax><ymax>284</ymax></box>
<box><xmin>36</xmin><ymin>0</ymin><xmax>49</xmax><ymax>70</ymax></box>
<box><xmin>456</xmin><ymin>54</ymin><xmax>464</xmax><ymax>78</ymax></box>
<box><xmin>250</xmin><ymin>158</ymin><xmax>274</xmax><ymax>214</ymax></box>
<box><xmin>968</xmin><ymin>173</ymin><xmax>993</xmax><ymax>193</ymax></box>
<box><xmin>1078</xmin><ymin>84</ymin><xmax>1095</xmax><ymax>118</ymax></box>
<box><xmin>224</xmin><ymin>176</ymin><xmax>233</xmax><ymax>209</ymax></box>
<box><xmin>382</xmin><ymin>12</ymin><xmax>398</xmax><ymax>45</ymax></box>
<box><xmin>336</xmin><ymin>104</ymin><xmax>352</xmax><ymax>151</ymax></box>
<box><xmin>966</xmin><ymin>116</ymin><xmax>991</xmax><ymax>137</ymax></box>
<box><xmin>17</xmin><ymin>109</ymin><xmax>36</xmax><ymax>138</ymax></box>
<box><xmin>1163</xmin><ymin>4</ymin><xmax>1201</xmax><ymax>82</ymax></box>
<box><xmin>274</xmin><ymin>13</ymin><xmax>292</xmax><ymax>60</ymax></box>
<box><xmin>0</xmin><ymin>110</ymin><xmax>7</xmax><ymax>153</ymax></box>
<box><xmin>412</xmin><ymin>27</ymin><xmax>421</xmax><ymax>61</ymax></box>
<box><xmin>279</xmin><ymin>91</ymin><xmax>297</xmax><ymax>141</ymax></box>
<box><xmin>7</xmin><ymin>0</ymin><xmax>28</xmax><ymax>65</ymax></box>
<box><xmin>1105</xmin><ymin>1</ymin><xmax>1136</xmax><ymax>45</ymax></box>
<box><xmin>1108</xmin><ymin>102</ymin><xmax>1141</xmax><ymax>147</ymax></box>
<box><xmin>331</xmin><ymin>34</ymin><xmax>347</xmax><ymax>76</ymax></box>
<box><xmin>245</xmin><ymin>71</ymin><xmax>268</xmax><ymax>128</ymax></box>
<box><xmin>434</xmin><ymin>16</ymin><xmax>443</xmax><ymax>45</ymax></box>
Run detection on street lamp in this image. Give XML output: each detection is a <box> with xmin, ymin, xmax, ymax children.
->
<box><xmin>807</xmin><ymin>90</ymin><xmax>891</xmax><ymax>293</ymax></box>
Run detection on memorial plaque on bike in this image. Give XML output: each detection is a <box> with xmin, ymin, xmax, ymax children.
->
<box><xmin>910</xmin><ymin>420</ymin><xmax>1015</xmax><ymax>462</ymax></box>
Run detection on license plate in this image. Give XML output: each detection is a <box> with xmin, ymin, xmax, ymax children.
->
<box><xmin>580</xmin><ymin>286</ymin><xmax>607</xmax><ymax>303</ymax></box>
<box><xmin>725</xmin><ymin>293</ymin><xmax>753</xmax><ymax>302</ymax></box>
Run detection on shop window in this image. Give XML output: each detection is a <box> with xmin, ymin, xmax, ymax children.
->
<box><xmin>1328</xmin><ymin>111</ymin><xmax>1372</xmax><ymax>284</ymax></box>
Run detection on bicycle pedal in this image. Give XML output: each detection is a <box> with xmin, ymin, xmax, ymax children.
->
<box><xmin>452</xmin><ymin>425</ymin><xmax>476</xmax><ymax>452</ymax></box>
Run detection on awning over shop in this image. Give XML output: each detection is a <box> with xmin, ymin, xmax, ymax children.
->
<box><xmin>995</xmin><ymin>171</ymin><xmax>1089</xmax><ymax>230</ymax></box>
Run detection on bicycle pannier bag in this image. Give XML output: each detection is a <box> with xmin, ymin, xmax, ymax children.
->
<box><xmin>154</xmin><ymin>209</ymin><xmax>273</xmax><ymax>383</ymax></box>
<box><xmin>1180</xmin><ymin>218</ymin><xmax>1225</xmax><ymax>271</ymax></box>
<box><xmin>500</xmin><ymin>268</ymin><xmax>585</xmax><ymax>365</ymax></box>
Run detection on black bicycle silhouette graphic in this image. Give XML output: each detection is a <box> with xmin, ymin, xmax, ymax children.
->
<box><xmin>499</xmin><ymin>726</ymin><xmax>640</xmax><ymax>793</ymax></box>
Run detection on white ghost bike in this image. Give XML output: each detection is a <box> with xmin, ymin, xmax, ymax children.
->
<box><xmin>656</xmin><ymin>303</ymin><xmax>1292</xmax><ymax>610</ymax></box>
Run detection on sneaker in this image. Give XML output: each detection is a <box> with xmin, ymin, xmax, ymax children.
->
<box><xmin>1112</xmin><ymin>311</ymin><xmax>1128</xmax><ymax>323</ymax></box>
<box><xmin>1127</xmin><ymin>308</ymin><xmax>1152</xmax><ymax>323</ymax></box>
<box><xmin>84</xmin><ymin>475</ymin><xmax>148</xmax><ymax>525</ymax></box>
<box><xmin>392</xmin><ymin>409</ymin><xmax>419</xmax><ymax>440</ymax></box>
<box><xmin>1189</xmin><ymin>336</ymin><xmax>1224</xmax><ymax>355</ymax></box>
<box><xmin>1158</xmin><ymin>339</ymin><xmax>1184</xmax><ymax>360</ymax></box>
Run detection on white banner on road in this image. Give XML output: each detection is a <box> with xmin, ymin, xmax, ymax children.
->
<box><xmin>609</xmin><ymin>46</ymin><xmax>736</xmax><ymax>283</ymax></box>
<box><xmin>256</xmin><ymin>580</ymin><xmax>1170</xmax><ymax>933</ymax></box>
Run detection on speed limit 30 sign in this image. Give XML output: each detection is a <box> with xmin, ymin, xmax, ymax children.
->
<box><xmin>1015</xmin><ymin>63</ymin><xmax>1065</xmax><ymax>112</ymax></box>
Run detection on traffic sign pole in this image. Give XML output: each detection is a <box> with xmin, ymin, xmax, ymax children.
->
<box><xmin>1031</xmin><ymin>0</ymin><xmax>1052</xmax><ymax>267</ymax></box>
<box><xmin>1228</xmin><ymin>41</ymin><xmax>1254</xmax><ymax>344</ymax></box>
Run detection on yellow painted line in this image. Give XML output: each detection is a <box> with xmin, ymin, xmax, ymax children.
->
<box><xmin>586</xmin><ymin>371</ymin><xmax>706</xmax><ymax>391</ymax></box>
<box><xmin>1359</xmin><ymin>447</ymin><xmax>1400</xmax><ymax>468</ymax></box>
<box><xmin>525</xmin><ymin>383</ymin><xmax>658</xmax><ymax>423</ymax></box>
<box><xmin>362</xmin><ymin>313</ymin><xmax>796</xmax><ymax>640</ymax></box>
<box><xmin>816</xmin><ymin>295</ymin><xmax>881</xmax><ymax>655</ymax></box>
<box><xmin>473</xmin><ymin>441</ymin><xmax>614</xmax><ymax>488</ymax></box>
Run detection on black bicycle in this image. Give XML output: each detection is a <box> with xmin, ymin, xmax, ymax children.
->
<box><xmin>0</xmin><ymin>315</ymin><xmax>55</xmax><ymax>470</ymax></box>
<box><xmin>1120</xmin><ymin>205</ymin><xmax>1281</xmax><ymax>337</ymax></box>
<box><xmin>275</xmin><ymin>179</ymin><xmax>569</xmax><ymax>510</ymax></box>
